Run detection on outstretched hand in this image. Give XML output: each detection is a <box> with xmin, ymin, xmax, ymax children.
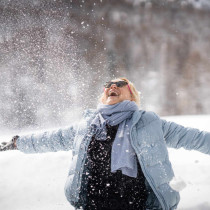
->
<box><xmin>0</xmin><ymin>135</ymin><xmax>19</xmax><ymax>151</ymax></box>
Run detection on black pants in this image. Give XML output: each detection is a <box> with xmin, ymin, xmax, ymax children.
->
<box><xmin>83</xmin><ymin>196</ymin><xmax>146</xmax><ymax>210</ymax></box>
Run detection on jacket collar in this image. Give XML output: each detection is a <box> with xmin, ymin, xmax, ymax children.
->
<box><xmin>83</xmin><ymin>108</ymin><xmax>144</xmax><ymax>126</ymax></box>
<box><xmin>83</xmin><ymin>109</ymin><xmax>98</xmax><ymax>121</ymax></box>
<box><xmin>131</xmin><ymin>110</ymin><xmax>145</xmax><ymax>126</ymax></box>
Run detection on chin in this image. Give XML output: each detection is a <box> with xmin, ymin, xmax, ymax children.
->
<box><xmin>106</xmin><ymin>100</ymin><xmax>120</xmax><ymax>105</ymax></box>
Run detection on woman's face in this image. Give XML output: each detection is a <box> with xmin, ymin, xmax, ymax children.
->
<box><xmin>102</xmin><ymin>79</ymin><xmax>132</xmax><ymax>105</ymax></box>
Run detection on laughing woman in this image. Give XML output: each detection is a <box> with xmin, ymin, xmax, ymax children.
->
<box><xmin>1</xmin><ymin>77</ymin><xmax>210</xmax><ymax>210</ymax></box>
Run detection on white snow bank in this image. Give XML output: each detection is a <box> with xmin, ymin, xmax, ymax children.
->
<box><xmin>1</xmin><ymin>115</ymin><xmax>210</xmax><ymax>210</ymax></box>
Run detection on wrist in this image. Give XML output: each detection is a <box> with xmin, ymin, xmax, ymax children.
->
<box><xmin>12</xmin><ymin>135</ymin><xmax>19</xmax><ymax>149</ymax></box>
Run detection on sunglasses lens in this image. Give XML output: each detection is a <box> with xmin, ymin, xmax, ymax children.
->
<box><xmin>116</xmin><ymin>81</ymin><xmax>127</xmax><ymax>87</ymax></box>
<box><xmin>104</xmin><ymin>82</ymin><xmax>113</xmax><ymax>88</ymax></box>
<box><xmin>104</xmin><ymin>81</ymin><xmax>128</xmax><ymax>88</ymax></box>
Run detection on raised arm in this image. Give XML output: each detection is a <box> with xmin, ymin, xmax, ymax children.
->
<box><xmin>14</xmin><ymin>124</ymin><xmax>78</xmax><ymax>154</ymax></box>
<box><xmin>161</xmin><ymin>119</ymin><xmax>210</xmax><ymax>155</ymax></box>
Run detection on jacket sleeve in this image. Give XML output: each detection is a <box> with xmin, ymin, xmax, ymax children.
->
<box><xmin>16</xmin><ymin>124</ymin><xmax>77</xmax><ymax>154</ymax></box>
<box><xmin>161</xmin><ymin>119</ymin><xmax>210</xmax><ymax>155</ymax></box>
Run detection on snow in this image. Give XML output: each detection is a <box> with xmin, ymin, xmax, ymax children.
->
<box><xmin>1</xmin><ymin>115</ymin><xmax>210</xmax><ymax>210</ymax></box>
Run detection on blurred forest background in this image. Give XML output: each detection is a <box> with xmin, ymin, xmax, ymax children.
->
<box><xmin>0</xmin><ymin>0</ymin><xmax>210</xmax><ymax>131</ymax></box>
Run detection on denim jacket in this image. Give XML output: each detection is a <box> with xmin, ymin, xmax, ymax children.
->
<box><xmin>16</xmin><ymin>110</ymin><xmax>210</xmax><ymax>210</ymax></box>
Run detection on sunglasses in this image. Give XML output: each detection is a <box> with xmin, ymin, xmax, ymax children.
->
<box><xmin>104</xmin><ymin>81</ymin><xmax>128</xmax><ymax>88</ymax></box>
<box><xmin>104</xmin><ymin>80</ymin><xmax>132</xmax><ymax>95</ymax></box>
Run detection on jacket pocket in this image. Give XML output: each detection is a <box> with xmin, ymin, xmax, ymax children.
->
<box><xmin>146</xmin><ymin>159</ymin><xmax>175</xmax><ymax>187</ymax></box>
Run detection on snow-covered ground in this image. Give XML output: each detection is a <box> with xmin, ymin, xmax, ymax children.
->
<box><xmin>1</xmin><ymin>115</ymin><xmax>210</xmax><ymax>210</ymax></box>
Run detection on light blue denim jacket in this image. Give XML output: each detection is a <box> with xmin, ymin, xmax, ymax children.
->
<box><xmin>16</xmin><ymin>110</ymin><xmax>210</xmax><ymax>210</ymax></box>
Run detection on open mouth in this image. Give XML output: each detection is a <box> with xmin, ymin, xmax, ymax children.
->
<box><xmin>108</xmin><ymin>92</ymin><xmax>119</xmax><ymax>97</ymax></box>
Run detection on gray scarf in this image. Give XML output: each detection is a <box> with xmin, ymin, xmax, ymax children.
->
<box><xmin>90</xmin><ymin>100</ymin><xmax>139</xmax><ymax>178</ymax></box>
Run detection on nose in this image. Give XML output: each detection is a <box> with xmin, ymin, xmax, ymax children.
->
<box><xmin>110</xmin><ymin>84</ymin><xmax>117</xmax><ymax>89</ymax></box>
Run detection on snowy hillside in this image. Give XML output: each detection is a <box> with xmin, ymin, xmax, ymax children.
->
<box><xmin>1</xmin><ymin>115</ymin><xmax>210</xmax><ymax>210</ymax></box>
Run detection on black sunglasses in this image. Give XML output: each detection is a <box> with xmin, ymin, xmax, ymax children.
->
<box><xmin>104</xmin><ymin>80</ymin><xmax>128</xmax><ymax>88</ymax></box>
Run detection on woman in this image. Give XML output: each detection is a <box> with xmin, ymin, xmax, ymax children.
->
<box><xmin>1</xmin><ymin>77</ymin><xmax>210</xmax><ymax>210</ymax></box>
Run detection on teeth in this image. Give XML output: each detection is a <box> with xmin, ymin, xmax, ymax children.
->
<box><xmin>109</xmin><ymin>92</ymin><xmax>118</xmax><ymax>96</ymax></box>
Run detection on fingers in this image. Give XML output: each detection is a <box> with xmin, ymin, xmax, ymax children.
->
<box><xmin>12</xmin><ymin>136</ymin><xmax>19</xmax><ymax>141</ymax></box>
